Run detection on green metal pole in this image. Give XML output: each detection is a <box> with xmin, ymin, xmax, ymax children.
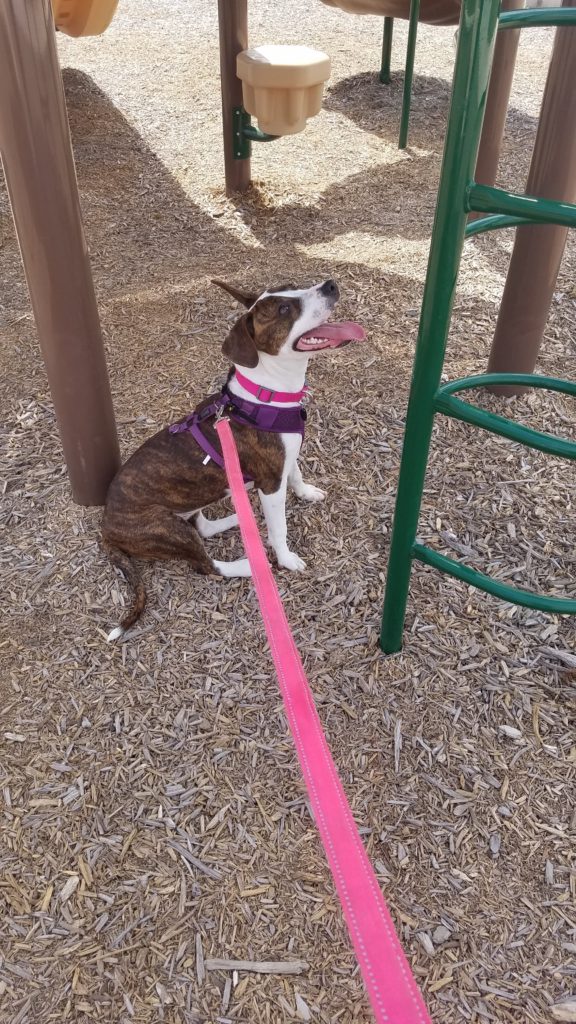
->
<box><xmin>398</xmin><ymin>0</ymin><xmax>420</xmax><ymax>149</ymax></box>
<box><xmin>380</xmin><ymin>0</ymin><xmax>501</xmax><ymax>653</ymax></box>
<box><xmin>380</xmin><ymin>17</ymin><xmax>394</xmax><ymax>84</ymax></box>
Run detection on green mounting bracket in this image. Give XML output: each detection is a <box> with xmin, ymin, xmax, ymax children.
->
<box><xmin>232</xmin><ymin>106</ymin><xmax>279</xmax><ymax>160</ymax></box>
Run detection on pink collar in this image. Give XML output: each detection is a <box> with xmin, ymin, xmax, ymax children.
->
<box><xmin>234</xmin><ymin>369</ymin><xmax>308</xmax><ymax>404</ymax></box>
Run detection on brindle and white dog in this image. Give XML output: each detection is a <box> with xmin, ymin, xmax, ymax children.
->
<box><xmin>102</xmin><ymin>279</ymin><xmax>365</xmax><ymax>638</ymax></box>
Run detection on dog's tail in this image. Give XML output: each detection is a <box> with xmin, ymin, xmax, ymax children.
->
<box><xmin>102</xmin><ymin>540</ymin><xmax>146</xmax><ymax>641</ymax></box>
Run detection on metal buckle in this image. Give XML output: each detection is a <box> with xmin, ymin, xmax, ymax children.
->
<box><xmin>256</xmin><ymin>385</ymin><xmax>274</xmax><ymax>403</ymax></box>
<box><xmin>214</xmin><ymin>403</ymin><xmax>229</xmax><ymax>424</ymax></box>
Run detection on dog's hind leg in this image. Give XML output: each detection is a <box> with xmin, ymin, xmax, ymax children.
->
<box><xmin>133</xmin><ymin>508</ymin><xmax>249</xmax><ymax>579</ymax></box>
<box><xmin>213</xmin><ymin>556</ymin><xmax>251</xmax><ymax>577</ymax></box>
<box><xmin>104</xmin><ymin>507</ymin><xmax>251</xmax><ymax>639</ymax></box>
<box><xmin>193</xmin><ymin>511</ymin><xmax>239</xmax><ymax>538</ymax></box>
<box><xmin>119</xmin><ymin>506</ymin><xmax>217</xmax><ymax>572</ymax></box>
<box><xmin>141</xmin><ymin>512</ymin><xmax>249</xmax><ymax>577</ymax></box>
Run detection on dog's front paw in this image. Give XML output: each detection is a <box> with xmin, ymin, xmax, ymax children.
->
<box><xmin>277</xmin><ymin>550</ymin><xmax>307</xmax><ymax>572</ymax></box>
<box><xmin>297</xmin><ymin>484</ymin><xmax>326</xmax><ymax>503</ymax></box>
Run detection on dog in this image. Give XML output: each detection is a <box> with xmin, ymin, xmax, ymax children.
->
<box><xmin>102</xmin><ymin>278</ymin><xmax>366</xmax><ymax>639</ymax></box>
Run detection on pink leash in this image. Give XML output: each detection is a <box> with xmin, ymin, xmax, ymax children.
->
<box><xmin>216</xmin><ymin>418</ymin><xmax>432</xmax><ymax>1024</ymax></box>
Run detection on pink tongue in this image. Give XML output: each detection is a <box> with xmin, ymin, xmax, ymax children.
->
<box><xmin>298</xmin><ymin>321</ymin><xmax>366</xmax><ymax>346</ymax></box>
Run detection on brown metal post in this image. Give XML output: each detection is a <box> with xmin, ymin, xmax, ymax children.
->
<box><xmin>217</xmin><ymin>0</ymin><xmax>251</xmax><ymax>194</ymax></box>
<box><xmin>0</xmin><ymin>0</ymin><xmax>120</xmax><ymax>505</ymax></box>
<box><xmin>487</xmin><ymin>0</ymin><xmax>576</xmax><ymax>393</ymax></box>
<box><xmin>474</xmin><ymin>0</ymin><xmax>524</xmax><ymax>192</ymax></box>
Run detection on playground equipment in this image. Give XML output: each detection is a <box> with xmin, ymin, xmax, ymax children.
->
<box><xmin>321</xmin><ymin>0</ymin><xmax>457</xmax><ymax>17</ymax></box>
<box><xmin>1</xmin><ymin>0</ymin><xmax>573</xmax><ymax>510</ymax></box>
<box><xmin>218</xmin><ymin>3</ymin><xmax>331</xmax><ymax>193</ymax></box>
<box><xmin>380</xmin><ymin>0</ymin><xmax>576</xmax><ymax>653</ymax></box>
<box><xmin>0</xmin><ymin>0</ymin><xmax>120</xmax><ymax>506</ymax></box>
<box><xmin>220</xmin><ymin>0</ymin><xmax>524</xmax><ymax>202</ymax></box>
<box><xmin>236</xmin><ymin>45</ymin><xmax>331</xmax><ymax>138</ymax></box>
<box><xmin>220</xmin><ymin>0</ymin><xmax>522</xmax><ymax>193</ymax></box>
<box><xmin>320</xmin><ymin>0</ymin><xmax>526</xmax><ymax>152</ymax></box>
<box><xmin>51</xmin><ymin>0</ymin><xmax>118</xmax><ymax>36</ymax></box>
<box><xmin>322</xmin><ymin>0</ymin><xmax>460</xmax><ymax>148</ymax></box>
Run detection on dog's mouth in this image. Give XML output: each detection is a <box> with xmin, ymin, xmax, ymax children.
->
<box><xmin>294</xmin><ymin>321</ymin><xmax>366</xmax><ymax>352</ymax></box>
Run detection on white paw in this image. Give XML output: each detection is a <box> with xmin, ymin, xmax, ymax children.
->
<box><xmin>277</xmin><ymin>551</ymin><xmax>307</xmax><ymax>572</ymax></box>
<box><xmin>297</xmin><ymin>484</ymin><xmax>326</xmax><ymax>503</ymax></box>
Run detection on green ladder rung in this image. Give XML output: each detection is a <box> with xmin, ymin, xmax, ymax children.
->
<box><xmin>466</xmin><ymin>214</ymin><xmax>543</xmax><ymax>238</ymax></box>
<box><xmin>467</xmin><ymin>183</ymin><xmax>576</xmax><ymax>229</ymax></box>
<box><xmin>499</xmin><ymin>8</ymin><xmax>576</xmax><ymax>30</ymax></box>
<box><xmin>412</xmin><ymin>543</ymin><xmax>576</xmax><ymax>614</ymax></box>
<box><xmin>434</xmin><ymin>373</ymin><xmax>576</xmax><ymax>460</ymax></box>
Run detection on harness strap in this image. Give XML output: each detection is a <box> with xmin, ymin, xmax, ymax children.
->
<box><xmin>169</xmin><ymin>396</ymin><xmax>253</xmax><ymax>482</ymax></box>
<box><xmin>221</xmin><ymin>385</ymin><xmax>306</xmax><ymax>435</ymax></box>
<box><xmin>168</xmin><ymin>386</ymin><xmax>307</xmax><ymax>482</ymax></box>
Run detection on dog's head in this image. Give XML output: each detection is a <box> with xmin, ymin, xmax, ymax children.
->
<box><xmin>212</xmin><ymin>279</ymin><xmax>365</xmax><ymax>369</ymax></box>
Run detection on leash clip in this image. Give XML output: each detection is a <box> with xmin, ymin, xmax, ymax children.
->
<box><xmin>214</xmin><ymin>403</ymin><xmax>230</xmax><ymax>424</ymax></box>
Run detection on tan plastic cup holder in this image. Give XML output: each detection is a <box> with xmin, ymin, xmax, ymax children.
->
<box><xmin>51</xmin><ymin>0</ymin><xmax>119</xmax><ymax>37</ymax></box>
<box><xmin>237</xmin><ymin>45</ymin><xmax>331</xmax><ymax>136</ymax></box>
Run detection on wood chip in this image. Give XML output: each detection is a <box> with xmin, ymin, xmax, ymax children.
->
<box><xmin>295</xmin><ymin>991</ymin><xmax>312</xmax><ymax>1021</ymax></box>
<box><xmin>489</xmin><ymin>833</ymin><xmax>502</xmax><ymax>858</ymax></box>
<box><xmin>196</xmin><ymin>932</ymin><xmax>205</xmax><ymax>985</ymax></box>
<box><xmin>499</xmin><ymin>725</ymin><xmax>523</xmax><ymax>739</ymax></box>
<box><xmin>205</xmin><ymin>960</ymin><xmax>308</xmax><ymax>976</ymax></box>
<box><xmin>541</xmin><ymin>646</ymin><xmax>576</xmax><ymax>669</ymax></box>
<box><xmin>59</xmin><ymin>875</ymin><xmax>80</xmax><ymax>903</ymax></box>
<box><xmin>432</xmin><ymin>925</ymin><xmax>451</xmax><ymax>945</ymax></box>
<box><xmin>551</xmin><ymin>1000</ymin><xmax>576</xmax><ymax>1022</ymax></box>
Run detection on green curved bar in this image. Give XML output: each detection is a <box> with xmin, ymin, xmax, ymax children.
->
<box><xmin>434</xmin><ymin>374</ymin><xmax>576</xmax><ymax>460</ymax></box>
<box><xmin>467</xmin><ymin>183</ymin><xmax>576</xmax><ymax>228</ymax></box>
<box><xmin>465</xmin><ymin>213</ymin><xmax>533</xmax><ymax>237</ymax></box>
<box><xmin>438</xmin><ymin>372</ymin><xmax>576</xmax><ymax>398</ymax></box>
<box><xmin>499</xmin><ymin>8</ymin><xmax>576</xmax><ymax>30</ymax></box>
<box><xmin>413</xmin><ymin>543</ymin><xmax>576</xmax><ymax>614</ymax></box>
<box><xmin>243</xmin><ymin>125</ymin><xmax>279</xmax><ymax>143</ymax></box>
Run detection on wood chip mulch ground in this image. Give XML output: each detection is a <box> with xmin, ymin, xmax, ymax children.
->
<box><xmin>1</xmin><ymin>2</ymin><xmax>575</xmax><ymax>1022</ymax></box>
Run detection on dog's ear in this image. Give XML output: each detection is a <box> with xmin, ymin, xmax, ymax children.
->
<box><xmin>222</xmin><ymin>314</ymin><xmax>259</xmax><ymax>368</ymax></box>
<box><xmin>212</xmin><ymin>279</ymin><xmax>259</xmax><ymax>308</ymax></box>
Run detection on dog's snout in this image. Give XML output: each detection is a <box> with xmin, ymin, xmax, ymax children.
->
<box><xmin>320</xmin><ymin>279</ymin><xmax>339</xmax><ymax>301</ymax></box>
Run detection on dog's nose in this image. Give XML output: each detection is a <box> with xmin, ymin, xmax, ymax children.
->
<box><xmin>320</xmin><ymin>279</ymin><xmax>339</xmax><ymax>301</ymax></box>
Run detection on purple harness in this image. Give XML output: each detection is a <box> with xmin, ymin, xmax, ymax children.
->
<box><xmin>168</xmin><ymin>384</ymin><xmax>307</xmax><ymax>481</ymax></box>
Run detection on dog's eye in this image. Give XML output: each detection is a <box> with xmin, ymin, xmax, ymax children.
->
<box><xmin>278</xmin><ymin>303</ymin><xmax>291</xmax><ymax>316</ymax></box>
